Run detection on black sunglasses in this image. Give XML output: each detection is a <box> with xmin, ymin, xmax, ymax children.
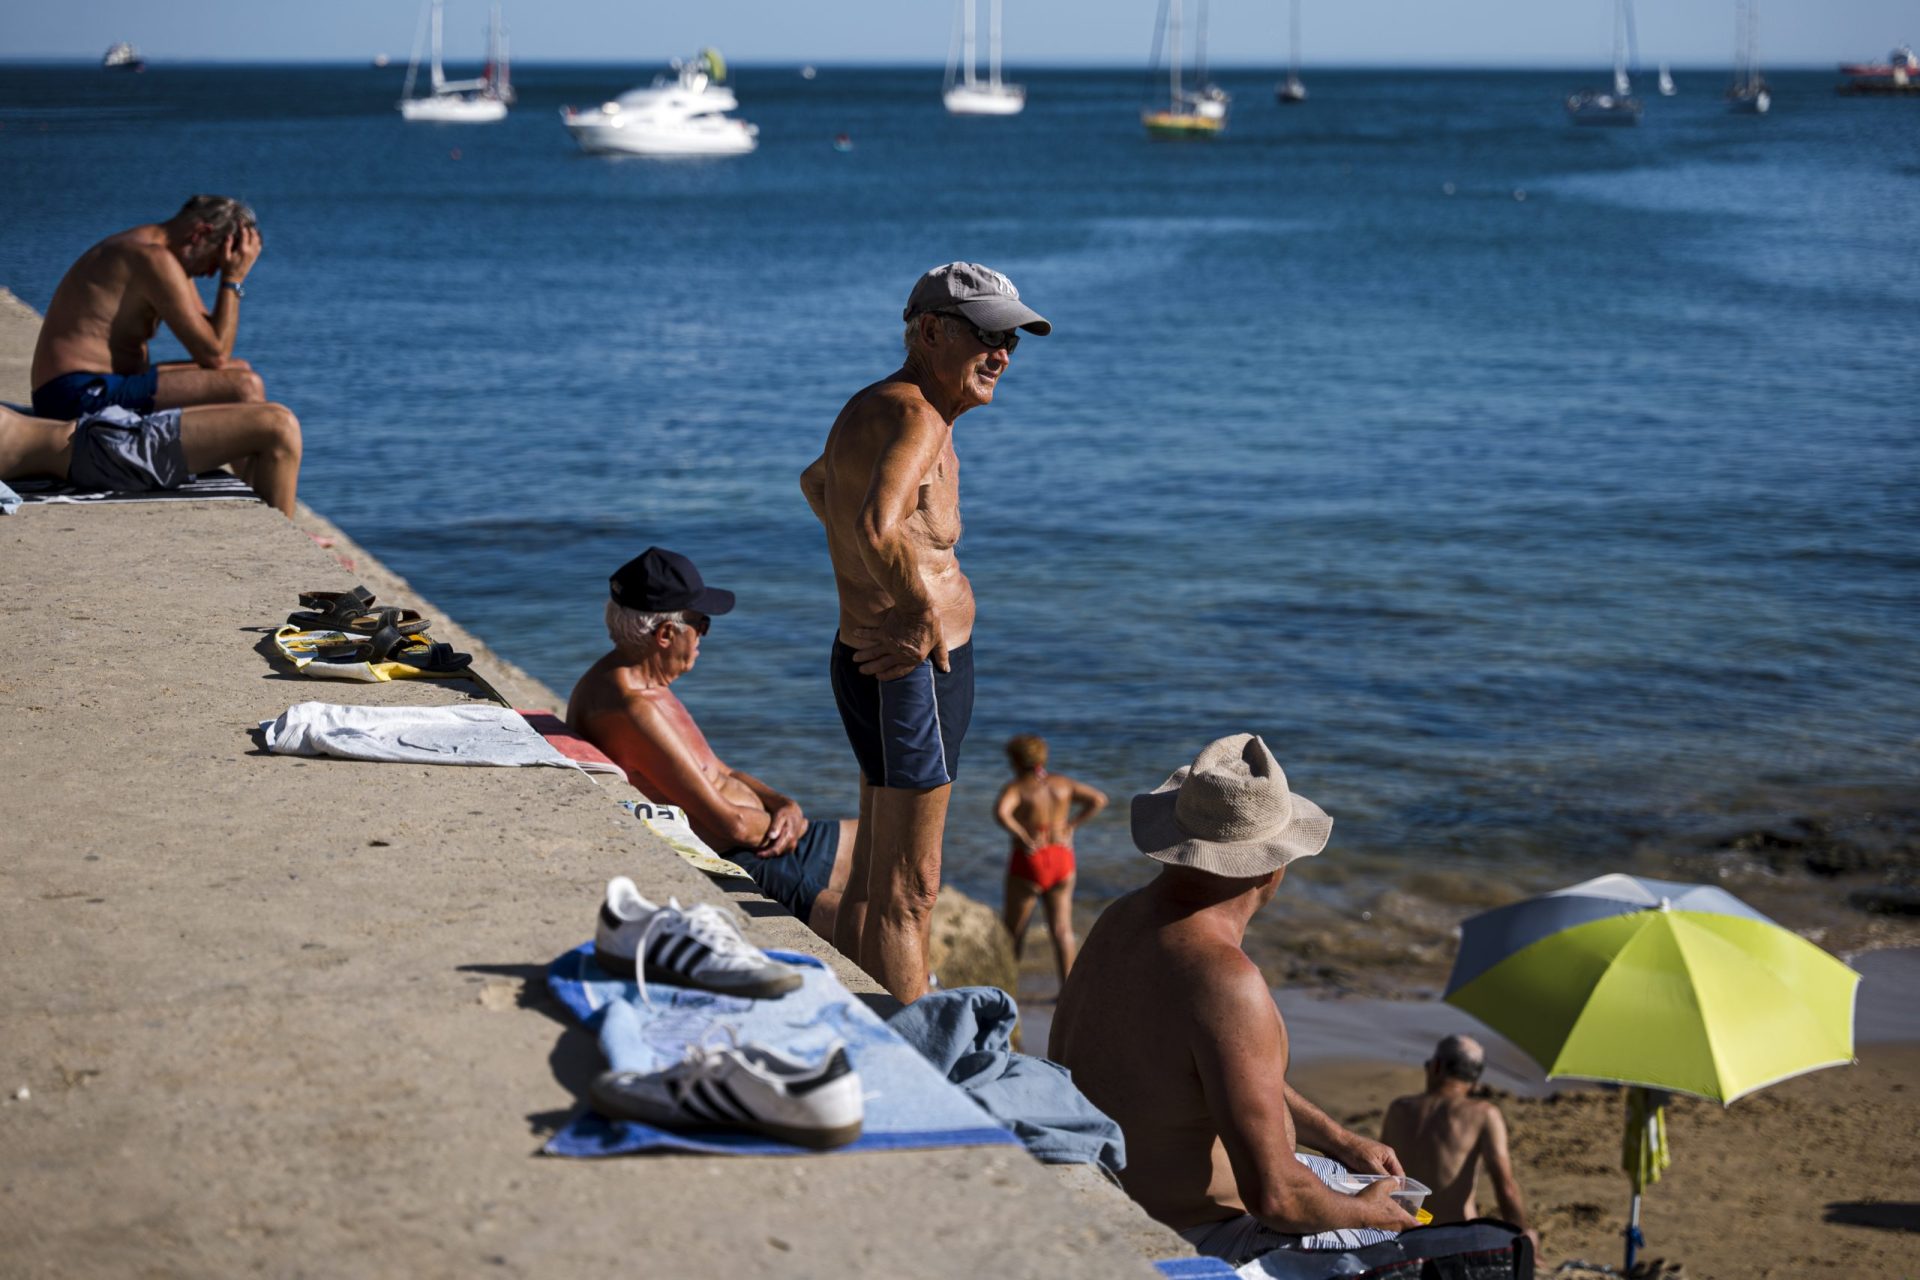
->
<box><xmin>937</xmin><ymin>312</ymin><xmax>1020</xmax><ymax>353</ymax></box>
<box><xmin>678</xmin><ymin>612</ymin><xmax>711</xmax><ymax>636</ymax></box>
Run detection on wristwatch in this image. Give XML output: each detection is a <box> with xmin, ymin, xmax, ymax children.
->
<box><xmin>220</xmin><ymin>280</ymin><xmax>246</xmax><ymax>299</ymax></box>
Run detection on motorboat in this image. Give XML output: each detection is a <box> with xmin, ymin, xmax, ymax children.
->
<box><xmin>1838</xmin><ymin>45</ymin><xmax>1920</xmax><ymax>95</ymax></box>
<box><xmin>398</xmin><ymin>0</ymin><xmax>510</xmax><ymax>124</ymax></box>
<box><xmin>1144</xmin><ymin>0</ymin><xmax>1226</xmax><ymax>137</ymax></box>
<box><xmin>944</xmin><ymin>0</ymin><xmax>1025</xmax><ymax>115</ymax></box>
<box><xmin>561</xmin><ymin>50</ymin><xmax>758</xmax><ymax>157</ymax></box>
<box><xmin>101</xmin><ymin>42</ymin><xmax>145</xmax><ymax>72</ymax></box>
<box><xmin>1568</xmin><ymin>0</ymin><xmax>1642</xmax><ymax>125</ymax></box>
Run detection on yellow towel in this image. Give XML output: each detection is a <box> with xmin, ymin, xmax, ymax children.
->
<box><xmin>273</xmin><ymin>624</ymin><xmax>473</xmax><ymax>683</ymax></box>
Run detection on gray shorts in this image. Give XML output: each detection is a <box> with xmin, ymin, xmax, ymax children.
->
<box><xmin>68</xmin><ymin>406</ymin><xmax>188</xmax><ymax>493</ymax></box>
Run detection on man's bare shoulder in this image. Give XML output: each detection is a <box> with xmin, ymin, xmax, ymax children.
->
<box><xmin>838</xmin><ymin>375</ymin><xmax>945</xmax><ymax>437</ymax></box>
<box><xmin>1174</xmin><ymin>932</ymin><xmax>1274</xmax><ymax>1026</ymax></box>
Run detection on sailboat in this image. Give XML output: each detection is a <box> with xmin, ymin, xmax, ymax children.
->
<box><xmin>1657</xmin><ymin>63</ymin><xmax>1676</xmax><ymax>95</ymax></box>
<box><xmin>1275</xmin><ymin>0</ymin><xmax>1307</xmax><ymax>104</ymax></box>
<box><xmin>944</xmin><ymin>0</ymin><xmax>1025</xmax><ymax>115</ymax></box>
<box><xmin>1727</xmin><ymin>0</ymin><xmax>1770</xmax><ymax>114</ymax></box>
<box><xmin>398</xmin><ymin>0</ymin><xmax>509</xmax><ymax>123</ymax></box>
<box><xmin>1143</xmin><ymin>0</ymin><xmax>1227</xmax><ymax>137</ymax></box>
<box><xmin>1566</xmin><ymin>0</ymin><xmax>1643</xmax><ymax>125</ymax></box>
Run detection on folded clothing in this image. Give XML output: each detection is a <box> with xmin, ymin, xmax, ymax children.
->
<box><xmin>545</xmin><ymin>943</ymin><xmax>1021</xmax><ymax>1158</ymax></box>
<box><xmin>261</xmin><ymin>701</ymin><xmax>604</xmax><ymax>770</ymax></box>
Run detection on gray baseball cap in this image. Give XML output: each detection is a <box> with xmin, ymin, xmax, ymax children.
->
<box><xmin>903</xmin><ymin>262</ymin><xmax>1052</xmax><ymax>335</ymax></box>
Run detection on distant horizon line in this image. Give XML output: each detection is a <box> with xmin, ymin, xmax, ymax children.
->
<box><xmin>0</xmin><ymin>55</ymin><xmax>1858</xmax><ymax>72</ymax></box>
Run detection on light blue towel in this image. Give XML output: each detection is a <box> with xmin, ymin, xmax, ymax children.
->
<box><xmin>888</xmin><ymin>985</ymin><xmax>1127</xmax><ymax>1177</ymax></box>
<box><xmin>0</xmin><ymin>479</ymin><xmax>19</xmax><ymax>515</ymax></box>
<box><xmin>543</xmin><ymin>943</ymin><xmax>1022</xmax><ymax>1158</ymax></box>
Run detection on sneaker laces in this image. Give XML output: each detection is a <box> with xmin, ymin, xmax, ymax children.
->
<box><xmin>630</xmin><ymin>898</ymin><xmax>765</xmax><ymax>1005</ymax></box>
<box><xmin>662</xmin><ymin>1027</ymin><xmax>749</xmax><ymax>1107</ymax></box>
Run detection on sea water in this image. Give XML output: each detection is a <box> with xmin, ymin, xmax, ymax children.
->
<box><xmin>2</xmin><ymin>66</ymin><xmax>1915</xmax><ymax>986</ymax></box>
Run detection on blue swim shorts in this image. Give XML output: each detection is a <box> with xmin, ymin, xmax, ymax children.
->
<box><xmin>67</xmin><ymin>406</ymin><xmax>188</xmax><ymax>492</ymax></box>
<box><xmin>732</xmin><ymin>819</ymin><xmax>845</xmax><ymax>923</ymax></box>
<box><xmin>32</xmin><ymin>368</ymin><xmax>160</xmax><ymax>419</ymax></box>
<box><xmin>830</xmin><ymin>636</ymin><xmax>974</xmax><ymax>790</ymax></box>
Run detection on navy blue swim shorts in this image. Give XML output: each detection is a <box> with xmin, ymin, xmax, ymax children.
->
<box><xmin>32</xmin><ymin>368</ymin><xmax>160</xmax><ymax>419</ymax></box>
<box><xmin>830</xmin><ymin>636</ymin><xmax>974</xmax><ymax>790</ymax></box>
<box><xmin>67</xmin><ymin>406</ymin><xmax>187</xmax><ymax>492</ymax></box>
<box><xmin>733</xmin><ymin>819</ymin><xmax>844</xmax><ymax>923</ymax></box>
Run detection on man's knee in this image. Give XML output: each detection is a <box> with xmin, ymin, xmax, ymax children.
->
<box><xmin>880</xmin><ymin>862</ymin><xmax>941</xmax><ymax>920</ymax></box>
<box><xmin>235</xmin><ymin>370</ymin><xmax>267</xmax><ymax>403</ymax></box>
<box><xmin>262</xmin><ymin>403</ymin><xmax>301</xmax><ymax>457</ymax></box>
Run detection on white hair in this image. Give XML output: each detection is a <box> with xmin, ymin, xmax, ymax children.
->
<box><xmin>903</xmin><ymin>311</ymin><xmax>954</xmax><ymax>354</ymax></box>
<box><xmin>606</xmin><ymin>600</ymin><xmax>686</xmax><ymax>653</ymax></box>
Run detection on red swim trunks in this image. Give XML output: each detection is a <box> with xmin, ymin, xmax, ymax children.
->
<box><xmin>1008</xmin><ymin>843</ymin><xmax>1075</xmax><ymax>892</ymax></box>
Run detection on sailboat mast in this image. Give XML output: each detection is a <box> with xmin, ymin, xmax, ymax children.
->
<box><xmin>963</xmin><ymin>0</ymin><xmax>978</xmax><ymax>87</ymax></box>
<box><xmin>429</xmin><ymin>0</ymin><xmax>446</xmax><ymax>93</ymax></box>
<box><xmin>1195</xmin><ymin>0</ymin><xmax>1209</xmax><ymax>89</ymax></box>
<box><xmin>989</xmin><ymin>0</ymin><xmax>1003</xmax><ymax>91</ymax></box>
<box><xmin>1289</xmin><ymin>0</ymin><xmax>1301</xmax><ymax>79</ymax></box>
<box><xmin>1170</xmin><ymin>0</ymin><xmax>1183</xmax><ymax>104</ymax></box>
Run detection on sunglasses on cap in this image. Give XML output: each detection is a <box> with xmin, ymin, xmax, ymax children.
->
<box><xmin>936</xmin><ymin>312</ymin><xmax>1020</xmax><ymax>353</ymax></box>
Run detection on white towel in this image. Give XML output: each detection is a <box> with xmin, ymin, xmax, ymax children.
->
<box><xmin>261</xmin><ymin>701</ymin><xmax>611</xmax><ymax>771</ymax></box>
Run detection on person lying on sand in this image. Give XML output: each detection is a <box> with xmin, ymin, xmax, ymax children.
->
<box><xmin>0</xmin><ymin>401</ymin><xmax>302</xmax><ymax>516</ymax></box>
<box><xmin>31</xmin><ymin>195</ymin><xmax>268</xmax><ymax>419</ymax></box>
<box><xmin>567</xmin><ymin>546</ymin><xmax>856</xmax><ymax>942</ymax></box>
<box><xmin>1049</xmin><ymin>734</ymin><xmax>1417</xmax><ymax>1266</ymax></box>
<box><xmin>993</xmin><ymin>732</ymin><xmax>1106</xmax><ymax>982</ymax></box>
<box><xmin>1381</xmin><ymin>1034</ymin><xmax>1539</xmax><ymax>1252</ymax></box>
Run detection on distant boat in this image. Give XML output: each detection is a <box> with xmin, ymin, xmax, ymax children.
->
<box><xmin>1275</xmin><ymin>0</ymin><xmax>1307</xmax><ymax>103</ymax></box>
<box><xmin>1657</xmin><ymin>63</ymin><xmax>1676</xmax><ymax>95</ymax></box>
<box><xmin>1837</xmin><ymin>44</ymin><xmax>1920</xmax><ymax>95</ymax></box>
<box><xmin>1143</xmin><ymin>0</ymin><xmax>1227</xmax><ymax>137</ymax></box>
<box><xmin>372</xmin><ymin>53</ymin><xmax>391</xmax><ymax>69</ymax></box>
<box><xmin>398</xmin><ymin>0</ymin><xmax>510</xmax><ymax>124</ymax></box>
<box><xmin>560</xmin><ymin>50</ymin><xmax>758</xmax><ymax>157</ymax></box>
<box><xmin>101</xmin><ymin>42</ymin><xmax>145</xmax><ymax>73</ymax></box>
<box><xmin>1727</xmin><ymin>0</ymin><xmax>1770</xmax><ymax>114</ymax></box>
<box><xmin>944</xmin><ymin>0</ymin><xmax>1025</xmax><ymax>115</ymax></box>
<box><xmin>1567</xmin><ymin>0</ymin><xmax>1642</xmax><ymax>125</ymax></box>
<box><xmin>800</xmin><ymin>65</ymin><xmax>818</xmax><ymax>81</ymax></box>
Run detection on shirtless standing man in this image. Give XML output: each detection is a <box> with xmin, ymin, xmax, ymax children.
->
<box><xmin>31</xmin><ymin>195</ymin><xmax>267</xmax><ymax>420</ymax></box>
<box><xmin>1381</xmin><ymin>1034</ymin><xmax>1538</xmax><ymax>1250</ymax></box>
<box><xmin>1051</xmin><ymin>734</ymin><xmax>1418</xmax><ymax>1266</ymax></box>
<box><xmin>567</xmin><ymin>547</ymin><xmax>857</xmax><ymax>940</ymax></box>
<box><xmin>993</xmin><ymin>733</ymin><xmax>1107</xmax><ymax>981</ymax></box>
<box><xmin>800</xmin><ymin>262</ymin><xmax>1051</xmax><ymax>1002</ymax></box>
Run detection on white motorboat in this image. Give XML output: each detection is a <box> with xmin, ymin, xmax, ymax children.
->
<box><xmin>398</xmin><ymin>0</ymin><xmax>509</xmax><ymax>124</ymax></box>
<box><xmin>944</xmin><ymin>0</ymin><xmax>1025</xmax><ymax>115</ymax></box>
<box><xmin>561</xmin><ymin>50</ymin><xmax>758</xmax><ymax>157</ymax></box>
<box><xmin>102</xmin><ymin>42</ymin><xmax>146</xmax><ymax>72</ymax></box>
<box><xmin>1727</xmin><ymin>0</ymin><xmax>1770</xmax><ymax>114</ymax></box>
<box><xmin>1657</xmin><ymin>63</ymin><xmax>1676</xmax><ymax>95</ymax></box>
<box><xmin>1568</xmin><ymin>0</ymin><xmax>1642</xmax><ymax>125</ymax></box>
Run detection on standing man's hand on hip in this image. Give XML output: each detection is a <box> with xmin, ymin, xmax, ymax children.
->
<box><xmin>849</xmin><ymin>609</ymin><xmax>947</xmax><ymax>680</ymax></box>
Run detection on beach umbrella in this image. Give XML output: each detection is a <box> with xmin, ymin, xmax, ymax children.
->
<box><xmin>1442</xmin><ymin>873</ymin><xmax>1859</xmax><ymax>1268</ymax></box>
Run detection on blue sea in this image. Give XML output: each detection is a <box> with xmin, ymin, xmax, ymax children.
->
<box><xmin>3</xmin><ymin>65</ymin><xmax>1915</xmax><ymax>983</ymax></box>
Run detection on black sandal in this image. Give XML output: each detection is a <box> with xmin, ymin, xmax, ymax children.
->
<box><xmin>314</xmin><ymin>622</ymin><xmax>471</xmax><ymax>674</ymax></box>
<box><xmin>289</xmin><ymin>586</ymin><xmax>429</xmax><ymax>636</ymax></box>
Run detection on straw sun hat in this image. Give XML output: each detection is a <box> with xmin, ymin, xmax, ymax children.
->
<box><xmin>1130</xmin><ymin>734</ymin><xmax>1332</xmax><ymax>878</ymax></box>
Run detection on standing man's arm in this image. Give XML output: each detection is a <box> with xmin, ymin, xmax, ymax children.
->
<box><xmin>725</xmin><ymin>766</ymin><xmax>806</xmax><ymax>855</ymax></box>
<box><xmin>1285</xmin><ymin>1084</ymin><xmax>1404</xmax><ymax>1176</ymax></box>
<box><xmin>1062</xmin><ymin>778</ymin><xmax>1108</xmax><ymax>837</ymax></box>
<box><xmin>847</xmin><ymin>406</ymin><xmax>951</xmax><ymax>678</ymax></box>
<box><xmin>800</xmin><ymin>453</ymin><xmax>829</xmax><ymax>526</ymax></box>
<box><xmin>1479</xmin><ymin>1106</ymin><xmax>1538</xmax><ymax>1248</ymax></box>
<box><xmin>1192</xmin><ymin>959</ymin><xmax>1417</xmax><ymax>1235</ymax></box>
<box><xmin>142</xmin><ymin>226</ymin><xmax>260</xmax><ymax>368</ymax></box>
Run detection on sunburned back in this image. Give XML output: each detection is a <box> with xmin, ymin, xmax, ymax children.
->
<box><xmin>566</xmin><ymin>654</ymin><xmax>730</xmax><ymax>804</ymax></box>
<box><xmin>1050</xmin><ymin>891</ymin><xmax>1242</xmax><ymax>1228</ymax></box>
<box><xmin>1007</xmin><ymin>774</ymin><xmax>1074</xmax><ymax>846</ymax></box>
<box><xmin>1383</xmin><ymin>1093</ymin><xmax>1488</xmax><ymax>1221</ymax></box>
<box><xmin>816</xmin><ymin>375</ymin><xmax>973</xmax><ymax>646</ymax></box>
<box><xmin>32</xmin><ymin>228</ymin><xmax>165</xmax><ymax>385</ymax></box>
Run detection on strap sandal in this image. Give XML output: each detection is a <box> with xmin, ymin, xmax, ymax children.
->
<box><xmin>289</xmin><ymin>586</ymin><xmax>430</xmax><ymax>636</ymax></box>
<box><xmin>315</xmin><ymin>622</ymin><xmax>471</xmax><ymax>675</ymax></box>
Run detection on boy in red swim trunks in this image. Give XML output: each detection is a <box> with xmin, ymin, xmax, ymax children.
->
<box><xmin>993</xmin><ymin>734</ymin><xmax>1108</xmax><ymax>981</ymax></box>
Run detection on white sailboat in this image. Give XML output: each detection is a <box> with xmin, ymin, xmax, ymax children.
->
<box><xmin>1275</xmin><ymin>0</ymin><xmax>1307</xmax><ymax>104</ymax></box>
<box><xmin>1143</xmin><ymin>0</ymin><xmax>1227</xmax><ymax>136</ymax></box>
<box><xmin>1728</xmin><ymin>0</ymin><xmax>1770</xmax><ymax>114</ymax></box>
<box><xmin>1567</xmin><ymin>0</ymin><xmax>1643</xmax><ymax>125</ymax></box>
<box><xmin>1657</xmin><ymin>62</ymin><xmax>1676</xmax><ymax>95</ymax></box>
<box><xmin>399</xmin><ymin>0</ymin><xmax>509</xmax><ymax>124</ymax></box>
<box><xmin>560</xmin><ymin>49</ymin><xmax>758</xmax><ymax>157</ymax></box>
<box><xmin>944</xmin><ymin>0</ymin><xmax>1025</xmax><ymax>115</ymax></box>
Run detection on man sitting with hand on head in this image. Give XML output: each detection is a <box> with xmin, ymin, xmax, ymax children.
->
<box><xmin>1050</xmin><ymin>734</ymin><xmax>1417</xmax><ymax>1266</ymax></box>
<box><xmin>567</xmin><ymin>547</ymin><xmax>857</xmax><ymax>942</ymax></box>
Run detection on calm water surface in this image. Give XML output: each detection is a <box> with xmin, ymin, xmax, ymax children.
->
<box><xmin>3</xmin><ymin>65</ymin><xmax>1915</xmax><ymax>970</ymax></box>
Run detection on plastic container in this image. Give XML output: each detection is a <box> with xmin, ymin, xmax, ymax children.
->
<box><xmin>1325</xmin><ymin>1172</ymin><xmax>1432</xmax><ymax>1215</ymax></box>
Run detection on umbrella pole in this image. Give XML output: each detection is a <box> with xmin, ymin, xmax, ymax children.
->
<box><xmin>1625</xmin><ymin>1190</ymin><xmax>1643</xmax><ymax>1272</ymax></box>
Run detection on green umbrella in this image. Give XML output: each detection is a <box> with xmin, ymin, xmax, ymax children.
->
<box><xmin>1443</xmin><ymin>873</ymin><xmax>1859</xmax><ymax>1267</ymax></box>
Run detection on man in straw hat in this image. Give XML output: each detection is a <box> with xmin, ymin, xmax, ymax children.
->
<box><xmin>1050</xmin><ymin>734</ymin><xmax>1418</xmax><ymax>1265</ymax></box>
<box><xmin>800</xmin><ymin>262</ymin><xmax>1050</xmax><ymax>1002</ymax></box>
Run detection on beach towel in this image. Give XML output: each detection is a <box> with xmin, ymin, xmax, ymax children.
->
<box><xmin>260</xmin><ymin>702</ymin><xmax>621</xmax><ymax>773</ymax></box>
<box><xmin>543</xmin><ymin>943</ymin><xmax>1021</xmax><ymax>1158</ymax></box>
<box><xmin>0</xmin><ymin>478</ymin><xmax>20</xmax><ymax>515</ymax></box>
<box><xmin>2</xmin><ymin>471</ymin><xmax>259</xmax><ymax>505</ymax></box>
<box><xmin>515</xmin><ymin>710</ymin><xmax>624</xmax><ymax>774</ymax></box>
<box><xmin>1156</xmin><ymin>1261</ymin><xmax>1238</xmax><ymax>1279</ymax></box>
<box><xmin>272</xmin><ymin>624</ymin><xmax>475</xmax><ymax>684</ymax></box>
<box><xmin>887</xmin><ymin>986</ymin><xmax>1126</xmax><ymax>1177</ymax></box>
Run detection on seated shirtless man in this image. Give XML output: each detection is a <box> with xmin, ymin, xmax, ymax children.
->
<box><xmin>1050</xmin><ymin>734</ymin><xmax>1417</xmax><ymax>1266</ymax></box>
<box><xmin>31</xmin><ymin>195</ymin><xmax>267</xmax><ymax>419</ymax></box>
<box><xmin>0</xmin><ymin>401</ymin><xmax>301</xmax><ymax>516</ymax></box>
<box><xmin>1381</xmin><ymin>1034</ymin><xmax>1538</xmax><ymax>1251</ymax></box>
<box><xmin>567</xmin><ymin>546</ymin><xmax>856</xmax><ymax>941</ymax></box>
<box><xmin>992</xmin><ymin>733</ymin><xmax>1106</xmax><ymax>981</ymax></box>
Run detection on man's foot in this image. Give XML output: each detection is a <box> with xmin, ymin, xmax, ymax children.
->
<box><xmin>589</xmin><ymin>1040</ymin><xmax>864</xmax><ymax>1149</ymax></box>
<box><xmin>594</xmin><ymin>875</ymin><xmax>803</xmax><ymax>1000</ymax></box>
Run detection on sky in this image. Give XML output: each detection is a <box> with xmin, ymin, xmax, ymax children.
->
<box><xmin>0</xmin><ymin>0</ymin><xmax>1910</xmax><ymax>67</ymax></box>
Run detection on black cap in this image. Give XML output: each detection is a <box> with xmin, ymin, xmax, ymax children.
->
<box><xmin>608</xmin><ymin>547</ymin><xmax>736</xmax><ymax>615</ymax></box>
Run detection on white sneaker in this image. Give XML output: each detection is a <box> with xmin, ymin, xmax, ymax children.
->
<box><xmin>594</xmin><ymin>876</ymin><xmax>802</xmax><ymax>1000</ymax></box>
<box><xmin>589</xmin><ymin>1039</ymin><xmax>865</xmax><ymax>1150</ymax></box>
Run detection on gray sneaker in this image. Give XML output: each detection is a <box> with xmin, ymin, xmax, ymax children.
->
<box><xmin>593</xmin><ymin>875</ymin><xmax>802</xmax><ymax>1001</ymax></box>
<box><xmin>589</xmin><ymin>1039</ymin><xmax>864</xmax><ymax>1150</ymax></box>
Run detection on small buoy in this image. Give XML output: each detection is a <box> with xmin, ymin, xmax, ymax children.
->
<box><xmin>1513</xmin><ymin>188</ymin><xmax>1527</xmax><ymax>202</ymax></box>
<box><xmin>1441</xmin><ymin>181</ymin><xmax>1456</xmax><ymax>196</ymax></box>
<box><xmin>832</xmin><ymin>133</ymin><xmax>853</xmax><ymax>152</ymax></box>
<box><xmin>449</xmin><ymin>148</ymin><xmax>462</xmax><ymax>161</ymax></box>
